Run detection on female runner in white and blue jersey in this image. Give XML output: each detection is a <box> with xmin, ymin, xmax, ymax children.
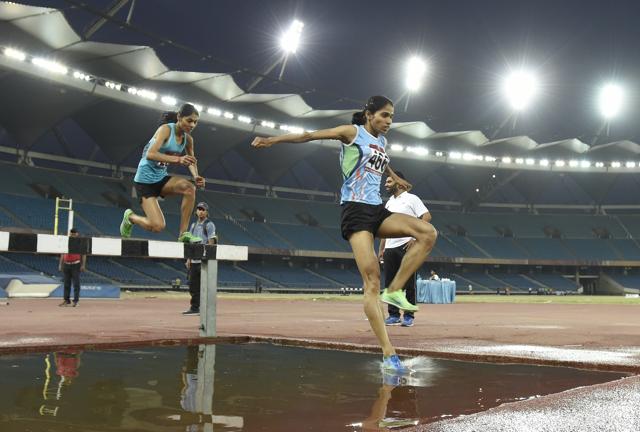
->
<box><xmin>120</xmin><ymin>103</ymin><xmax>204</xmax><ymax>243</ymax></box>
<box><xmin>251</xmin><ymin>96</ymin><xmax>437</xmax><ymax>373</ymax></box>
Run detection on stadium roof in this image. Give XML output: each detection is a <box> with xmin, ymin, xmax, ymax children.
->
<box><xmin>2</xmin><ymin>1</ymin><xmax>640</xmax><ymax>206</ymax></box>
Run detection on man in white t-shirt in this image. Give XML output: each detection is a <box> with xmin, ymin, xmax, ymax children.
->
<box><xmin>378</xmin><ymin>172</ymin><xmax>431</xmax><ymax>327</ymax></box>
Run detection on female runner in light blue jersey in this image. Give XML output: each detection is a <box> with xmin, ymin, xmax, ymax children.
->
<box><xmin>120</xmin><ymin>103</ymin><xmax>204</xmax><ymax>243</ymax></box>
<box><xmin>251</xmin><ymin>96</ymin><xmax>437</xmax><ymax>373</ymax></box>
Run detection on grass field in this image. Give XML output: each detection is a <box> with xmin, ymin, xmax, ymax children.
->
<box><xmin>122</xmin><ymin>291</ymin><xmax>640</xmax><ymax>305</ymax></box>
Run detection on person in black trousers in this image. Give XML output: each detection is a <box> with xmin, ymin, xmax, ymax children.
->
<box><xmin>58</xmin><ymin>228</ymin><xmax>86</xmax><ymax>307</ymax></box>
<box><xmin>377</xmin><ymin>172</ymin><xmax>431</xmax><ymax>327</ymax></box>
<box><xmin>183</xmin><ymin>202</ymin><xmax>217</xmax><ymax>315</ymax></box>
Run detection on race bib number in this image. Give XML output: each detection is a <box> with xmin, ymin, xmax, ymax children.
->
<box><xmin>366</xmin><ymin>149</ymin><xmax>389</xmax><ymax>175</ymax></box>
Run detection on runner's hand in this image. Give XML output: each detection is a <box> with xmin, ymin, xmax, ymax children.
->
<box><xmin>396</xmin><ymin>176</ymin><xmax>412</xmax><ymax>192</ymax></box>
<box><xmin>251</xmin><ymin>137</ymin><xmax>273</xmax><ymax>148</ymax></box>
<box><xmin>194</xmin><ymin>176</ymin><xmax>205</xmax><ymax>189</ymax></box>
<box><xmin>179</xmin><ymin>155</ymin><xmax>196</xmax><ymax>166</ymax></box>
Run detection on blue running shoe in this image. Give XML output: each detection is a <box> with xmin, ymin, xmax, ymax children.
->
<box><xmin>401</xmin><ymin>316</ymin><xmax>414</xmax><ymax>327</ymax></box>
<box><xmin>382</xmin><ymin>371</ymin><xmax>408</xmax><ymax>386</ymax></box>
<box><xmin>384</xmin><ymin>316</ymin><xmax>401</xmax><ymax>326</ymax></box>
<box><xmin>381</xmin><ymin>354</ymin><xmax>411</xmax><ymax>374</ymax></box>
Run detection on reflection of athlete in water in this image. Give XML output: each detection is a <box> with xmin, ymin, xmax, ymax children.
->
<box><xmin>360</xmin><ymin>378</ymin><xmax>419</xmax><ymax>431</ymax></box>
<box><xmin>120</xmin><ymin>103</ymin><xmax>204</xmax><ymax>243</ymax></box>
<box><xmin>252</xmin><ymin>96</ymin><xmax>437</xmax><ymax>372</ymax></box>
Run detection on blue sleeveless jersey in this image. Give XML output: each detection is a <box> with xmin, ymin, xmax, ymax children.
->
<box><xmin>134</xmin><ymin>123</ymin><xmax>186</xmax><ymax>184</ymax></box>
<box><xmin>339</xmin><ymin>125</ymin><xmax>390</xmax><ymax>205</ymax></box>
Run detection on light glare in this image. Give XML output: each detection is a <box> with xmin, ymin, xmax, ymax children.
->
<box><xmin>598</xmin><ymin>83</ymin><xmax>624</xmax><ymax>119</ymax></box>
<box><xmin>280</xmin><ymin>20</ymin><xmax>304</xmax><ymax>54</ymax></box>
<box><xmin>3</xmin><ymin>47</ymin><xmax>26</xmax><ymax>61</ymax></box>
<box><xmin>503</xmin><ymin>70</ymin><xmax>539</xmax><ymax>111</ymax></box>
<box><xmin>405</xmin><ymin>56</ymin><xmax>427</xmax><ymax>92</ymax></box>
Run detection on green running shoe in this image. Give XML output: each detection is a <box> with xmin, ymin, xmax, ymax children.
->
<box><xmin>380</xmin><ymin>288</ymin><xmax>419</xmax><ymax>312</ymax></box>
<box><xmin>120</xmin><ymin>209</ymin><xmax>133</xmax><ymax>238</ymax></box>
<box><xmin>178</xmin><ymin>231</ymin><xmax>203</xmax><ymax>243</ymax></box>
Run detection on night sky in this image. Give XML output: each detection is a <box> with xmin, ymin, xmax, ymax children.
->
<box><xmin>19</xmin><ymin>0</ymin><xmax>640</xmax><ymax>144</ymax></box>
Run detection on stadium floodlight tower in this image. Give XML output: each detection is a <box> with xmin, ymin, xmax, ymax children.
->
<box><xmin>492</xmin><ymin>69</ymin><xmax>540</xmax><ymax>137</ymax></box>
<box><xmin>503</xmin><ymin>69</ymin><xmax>539</xmax><ymax>112</ymax></box>
<box><xmin>401</xmin><ymin>56</ymin><xmax>428</xmax><ymax>111</ymax></box>
<box><xmin>246</xmin><ymin>19</ymin><xmax>304</xmax><ymax>92</ymax></box>
<box><xmin>592</xmin><ymin>82</ymin><xmax>625</xmax><ymax>143</ymax></box>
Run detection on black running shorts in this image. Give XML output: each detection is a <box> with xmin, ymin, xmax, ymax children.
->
<box><xmin>340</xmin><ymin>201</ymin><xmax>393</xmax><ymax>241</ymax></box>
<box><xmin>134</xmin><ymin>176</ymin><xmax>172</xmax><ymax>201</ymax></box>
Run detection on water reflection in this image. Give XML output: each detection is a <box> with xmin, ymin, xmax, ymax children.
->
<box><xmin>353</xmin><ymin>374</ymin><xmax>420</xmax><ymax>431</ymax></box>
<box><xmin>0</xmin><ymin>344</ymin><xmax>627</xmax><ymax>431</ymax></box>
<box><xmin>39</xmin><ymin>350</ymin><xmax>82</xmax><ymax>417</ymax></box>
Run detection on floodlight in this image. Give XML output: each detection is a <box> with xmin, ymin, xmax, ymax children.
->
<box><xmin>3</xmin><ymin>47</ymin><xmax>26</xmax><ymax>61</ymax></box>
<box><xmin>280</xmin><ymin>20</ymin><xmax>304</xmax><ymax>54</ymax></box>
<box><xmin>161</xmin><ymin>96</ymin><xmax>177</xmax><ymax>106</ymax></box>
<box><xmin>32</xmin><ymin>57</ymin><xmax>67</xmax><ymax>75</ymax></box>
<box><xmin>405</xmin><ymin>56</ymin><xmax>427</xmax><ymax>92</ymax></box>
<box><xmin>598</xmin><ymin>83</ymin><xmax>624</xmax><ymax>119</ymax></box>
<box><xmin>502</xmin><ymin>70</ymin><xmax>539</xmax><ymax>111</ymax></box>
<box><xmin>390</xmin><ymin>144</ymin><xmax>404</xmax><ymax>152</ymax></box>
<box><xmin>137</xmin><ymin>89</ymin><xmax>157</xmax><ymax>101</ymax></box>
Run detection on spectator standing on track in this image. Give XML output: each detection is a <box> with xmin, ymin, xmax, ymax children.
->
<box><xmin>58</xmin><ymin>228</ymin><xmax>86</xmax><ymax>307</ymax></box>
<box><xmin>183</xmin><ymin>202</ymin><xmax>217</xmax><ymax>315</ymax></box>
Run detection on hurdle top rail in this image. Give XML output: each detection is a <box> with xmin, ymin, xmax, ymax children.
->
<box><xmin>0</xmin><ymin>231</ymin><xmax>249</xmax><ymax>337</ymax></box>
<box><xmin>0</xmin><ymin>231</ymin><xmax>248</xmax><ymax>261</ymax></box>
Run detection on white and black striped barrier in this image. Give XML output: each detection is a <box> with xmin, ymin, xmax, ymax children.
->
<box><xmin>0</xmin><ymin>231</ymin><xmax>248</xmax><ymax>337</ymax></box>
<box><xmin>340</xmin><ymin>287</ymin><xmax>363</xmax><ymax>295</ymax></box>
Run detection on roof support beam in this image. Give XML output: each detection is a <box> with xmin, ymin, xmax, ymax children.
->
<box><xmin>82</xmin><ymin>0</ymin><xmax>131</xmax><ymax>40</ymax></box>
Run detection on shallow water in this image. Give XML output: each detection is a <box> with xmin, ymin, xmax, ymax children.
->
<box><xmin>0</xmin><ymin>343</ymin><xmax>626</xmax><ymax>431</ymax></box>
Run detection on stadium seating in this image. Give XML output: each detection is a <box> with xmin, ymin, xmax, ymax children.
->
<box><xmin>2</xmin><ymin>162</ymin><xmax>640</xmax><ymax>293</ymax></box>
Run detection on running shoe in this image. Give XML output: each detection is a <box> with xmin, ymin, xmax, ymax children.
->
<box><xmin>380</xmin><ymin>289</ymin><xmax>419</xmax><ymax>312</ymax></box>
<box><xmin>384</xmin><ymin>316</ymin><xmax>402</xmax><ymax>326</ymax></box>
<box><xmin>401</xmin><ymin>316</ymin><xmax>414</xmax><ymax>327</ymax></box>
<box><xmin>120</xmin><ymin>209</ymin><xmax>133</xmax><ymax>238</ymax></box>
<box><xmin>178</xmin><ymin>231</ymin><xmax>203</xmax><ymax>243</ymax></box>
<box><xmin>381</xmin><ymin>354</ymin><xmax>411</xmax><ymax>374</ymax></box>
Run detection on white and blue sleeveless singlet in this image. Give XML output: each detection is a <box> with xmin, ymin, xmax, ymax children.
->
<box><xmin>134</xmin><ymin>123</ymin><xmax>186</xmax><ymax>184</ymax></box>
<box><xmin>339</xmin><ymin>125</ymin><xmax>390</xmax><ymax>205</ymax></box>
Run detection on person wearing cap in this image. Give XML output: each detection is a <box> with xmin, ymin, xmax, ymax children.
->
<box><xmin>377</xmin><ymin>172</ymin><xmax>431</xmax><ymax>327</ymax></box>
<box><xmin>183</xmin><ymin>202</ymin><xmax>217</xmax><ymax>315</ymax></box>
<box><xmin>58</xmin><ymin>228</ymin><xmax>86</xmax><ymax>307</ymax></box>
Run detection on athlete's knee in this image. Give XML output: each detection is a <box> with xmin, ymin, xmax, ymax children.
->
<box><xmin>179</xmin><ymin>181</ymin><xmax>196</xmax><ymax>196</ymax></box>
<box><xmin>416</xmin><ymin>223</ymin><xmax>437</xmax><ymax>246</ymax></box>
<box><xmin>149</xmin><ymin>221</ymin><xmax>166</xmax><ymax>232</ymax></box>
<box><xmin>361</xmin><ymin>265</ymin><xmax>380</xmax><ymax>289</ymax></box>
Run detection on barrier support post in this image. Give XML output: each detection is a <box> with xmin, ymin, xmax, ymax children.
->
<box><xmin>199</xmin><ymin>259</ymin><xmax>218</xmax><ymax>337</ymax></box>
